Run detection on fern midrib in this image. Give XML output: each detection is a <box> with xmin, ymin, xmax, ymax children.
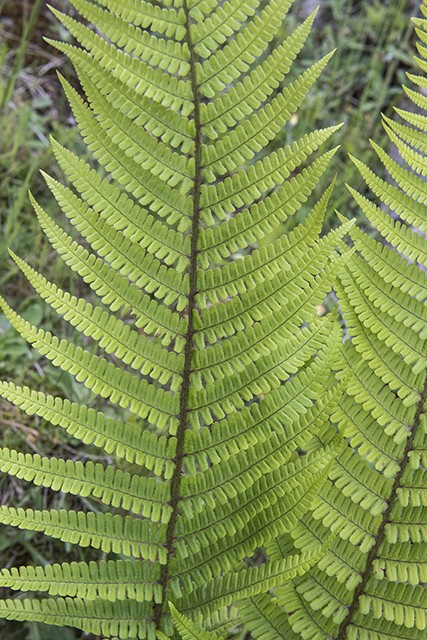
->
<box><xmin>154</xmin><ymin>0</ymin><xmax>202</xmax><ymax>630</ymax></box>
<box><xmin>336</xmin><ymin>371</ymin><xmax>427</xmax><ymax>639</ymax></box>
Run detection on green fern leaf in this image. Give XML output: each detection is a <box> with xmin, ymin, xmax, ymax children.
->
<box><xmin>0</xmin><ymin>0</ymin><xmax>348</xmax><ymax>637</ymax></box>
<box><xmin>240</xmin><ymin>594</ymin><xmax>298</xmax><ymax>639</ymax></box>
<box><xmin>170</xmin><ymin>605</ymin><xmax>222</xmax><ymax>640</ymax></box>
<box><xmin>0</xmin><ymin>560</ymin><xmax>162</xmax><ymax>603</ymax></box>
<box><xmin>249</xmin><ymin>6</ymin><xmax>427</xmax><ymax>640</ymax></box>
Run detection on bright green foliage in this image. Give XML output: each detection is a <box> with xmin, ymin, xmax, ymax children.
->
<box><xmin>243</xmin><ymin>4</ymin><xmax>427</xmax><ymax>640</ymax></box>
<box><xmin>0</xmin><ymin>0</ymin><xmax>346</xmax><ymax>638</ymax></box>
<box><xmin>169</xmin><ymin>605</ymin><xmax>222</xmax><ymax>640</ymax></box>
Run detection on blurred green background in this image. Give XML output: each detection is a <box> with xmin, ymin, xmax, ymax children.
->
<box><xmin>0</xmin><ymin>0</ymin><xmax>421</xmax><ymax>638</ymax></box>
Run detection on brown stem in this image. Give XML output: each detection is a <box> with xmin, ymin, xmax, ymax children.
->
<box><xmin>336</xmin><ymin>372</ymin><xmax>427</xmax><ymax>639</ymax></box>
<box><xmin>153</xmin><ymin>0</ymin><xmax>202</xmax><ymax>630</ymax></box>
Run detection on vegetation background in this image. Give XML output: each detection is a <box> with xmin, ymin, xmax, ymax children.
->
<box><xmin>0</xmin><ymin>0</ymin><xmax>421</xmax><ymax>638</ymax></box>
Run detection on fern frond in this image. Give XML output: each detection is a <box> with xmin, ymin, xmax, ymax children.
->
<box><xmin>32</xmin><ymin>197</ymin><xmax>186</xmax><ymax>341</ymax></box>
<box><xmin>198</xmin><ymin>0</ymin><xmax>293</xmax><ymax>118</ymax></box>
<box><xmin>64</xmin><ymin>0</ymin><xmax>190</xmax><ymax>76</ymax></box>
<box><xmin>0</xmin><ymin>560</ymin><xmax>162</xmax><ymax>603</ymax></box>
<box><xmin>0</xmin><ymin>0</ymin><xmax>347</xmax><ymax>636</ymax></box>
<box><xmin>192</xmin><ymin>0</ymin><xmax>261</xmax><ymax>61</ymax></box>
<box><xmin>11</xmin><ymin>253</ymin><xmax>183</xmax><ymax>388</ymax></box>
<box><xmin>204</xmin><ymin>52</ymin><xmax>334</xmax><ymax>177</ymax></box>
<box><xmin>0</xmin><ymin>597</ymin><xmax>154</xmax><ymax>639</ymax></box>
<box><xmin>92</xmin><ymin>0</ymin><xmax>187</xmax><ymax>39</ymax></box>
<box><xmin>42</xmin><ymin>171</ymin><xmax>188</xmax><ymax>307</ymax></box>
<box><xmin>267</xmin><ymin>8</ymin><xmax>427</xmax><ymax>640</ymax></box>
<box><xmin>0</xmin><ymin>448</ymin><xmax>170</xmax><ymax>521</ymax></box>
<box><xmin>170</xmin><ymin>606</ymin><xmax>222</xmax><ymax>640</ymax></box>
<box><xmin>0</xmin><ymin>297</ymin><xmax>179</xmax><ymax>430</ymax></box>
<box><xmin>200</xmin><ymin>128</ymin><xmax>339</xmax><ymax>222</ymax></box>
<box><xmin>182</xmin><ymin>544</ymin><xmax>328</xmax><ymax>619</ymax></box>
<box><xmin>59</xmin><ymin>49</ymin><xmax>193</xmax><ymax>153</ymax></box>
<box><xmin>48</xmin><ymin>20</ymin><xmax>193</xmax><ymax>114</ymax></box>
<box><xmin>0</xmin><ymin>382</ymin><xmax>175</xmax><ymax>476</ymax></box>
<box><xmin>48</xmin><ymin>138</ymin><xmax>190</xmax><ymax>263</ymax></box>
<box><xmin>240</xmin><ymin>594</ymin><xmax>298</xmax><ymax>639</ymax></box>
<box><xmin>58</xmin><ymin>70</ymin><xmax>193</xmax><ymax>192</ymax></box>
<box><xmin>0</xmin><ymin>507</ymin><xmax>165</xmax><ymax>561</ymax></box>
<box><xmin>198</xmin><ymin>153</ymin><xmax>338</xmax><ymax>265</ymax></box>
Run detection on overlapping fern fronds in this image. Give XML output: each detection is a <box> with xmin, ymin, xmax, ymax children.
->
<box><xmin>0</xmin><ymin>0</ymin><xmax>346</xmax><ymax>638</ymax></box>
<box><xmin>242</xmin><ymin>4</ymin><xmax>427</xmax><ymax>640</ymax></box>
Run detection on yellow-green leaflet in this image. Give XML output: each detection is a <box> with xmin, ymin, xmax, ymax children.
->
<box><xmin>243</xmin><ymin>4</ymin><xmax>427</xmax><ymax>640</ymax></box>
<box><xmin>4</xmin><ymin>0</ymin><xmax>416</xmax><ymax>638</ymax></box>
